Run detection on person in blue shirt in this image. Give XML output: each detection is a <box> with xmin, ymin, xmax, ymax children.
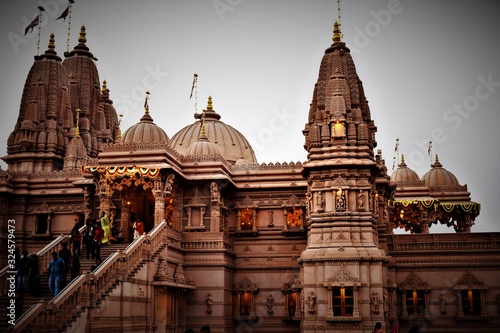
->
<box><xmin>48</xmin><ymin>251</ymin><xmax>65</xmax><ymax>297</ymax></box>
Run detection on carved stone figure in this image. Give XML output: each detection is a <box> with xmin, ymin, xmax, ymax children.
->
<box><xmin>372</xmin><ymin>292</ymin><xmax>380</xmax><ymax>313</ymax></box>
<box><xmin>266</xmin><ymin>294</ymin><xmax>274</xmax><ymax>314</ymax></box>
<box><xmin>306</xmin><ymin>191</ymin><xmax>312</xmax><ymax>212</ymax></box>
<box><xmin>268</xmin><ymin>210</ymin><xmax>274</xmax><ymax>227</ymax></box>
<box><xmin>206</xmin><ymin>293</ymin><xmax>214</xmax><ymax>314</ymax></box>
<box><xmin>316</xmin><ymin>192</ymin><xmax>324</xmax><ymax>211</ymax></box>
<box><xmin>439</xmin><ymin>294</ymin><xmax>447</xmax><ymax>314</ymax></box>
<box><xmin>358</xmin><ymin>190</ymin><xmax>364</xmax><ymax>209</ymax></box>
<box><xmin>210</xmin><ymin>181</ymin><xmax>220</xmax><ymax>203</ymax></box>
<box><xmin>335</xmin><ymin>188</ymin><xmax>346</xmax><ymax>211</ymax></box>
<box><xmin>164</xmin><ymin>174</ymin><xmax>175</xmax><ymax>194</ymax></box>
<box><xmin>83</xmin><ymin>186</ymin><xmax>91</xmax><ymax>206</ymax></box>
<box><xmin>308</xmin><ymin>291</ymin><xmax>316</xmax><ymax>314</ymax></box>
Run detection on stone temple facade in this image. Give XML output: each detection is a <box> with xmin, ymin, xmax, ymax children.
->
<box><xmin>0</xmin><ymin>19</ymin><xmax>499</xmax><ymax>333</ymax></box>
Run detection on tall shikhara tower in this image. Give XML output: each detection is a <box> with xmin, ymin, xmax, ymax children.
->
<box><xmin>300</xmin><ymin>21</ymin><xmax>393</xmax><ymax>332</ymax></box>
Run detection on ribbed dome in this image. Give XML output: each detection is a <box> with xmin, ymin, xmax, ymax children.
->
<box><xmin>391</xmin><ymin>156</ymin><xmax>420</xmax><ymax>183</ymax></box>
<box><xmin>121</xmin><ymin>112</ymin><xmax>169</xmax><ymax>144</ymax></box>
<box><xmin>421</xmin><ymin>156</ymin><xmax>460</xmax><ymax>187</ymax></box>
<box><xmin>185</xmin><ymin>129</ymin><xmax>221</xmax><ymax>159</ymax></box>
<box><xmin>171</xmin><ymin>96</ymin><xmax>257</xmax><ymax>164</ymax></box>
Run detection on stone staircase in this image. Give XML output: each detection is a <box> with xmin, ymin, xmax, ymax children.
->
<box><xmin>0</xmin><ymin>242</ymin><xmax>129</xmax><ymax>332</ymax></box>
<box><xmin>7</xmin><ymin>221</ymin><xmax>169</xmax><ymax>333</ymax></box>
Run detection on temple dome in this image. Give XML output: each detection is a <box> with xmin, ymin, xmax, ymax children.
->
<box><xmin>185</xmin><ymin>127</ymin><xmax>222</xmax><ymax>160</ymax></box>
<box><xmin>171</xmin><ymin>96</ymin><xmax>257</xmax><ymax>164</ymax></box>
<box><xmin>121</xmin><ymin>112</ymin><xmax>169</xmax><ymax>144</ymax></box>
<box><xmin>421</xmin><ymin>156</ymin><xmax>460</xmax><ymax>187</ymax></box>
<box><xmin>391</xmin><ymin>156</ymin><xmax>420</xmax><ymax>183</ymax></box>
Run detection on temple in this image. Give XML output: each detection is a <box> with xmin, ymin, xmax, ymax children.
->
<box><xmin>0</xmin><ymin>13</ymin><xmax>498</xmax><ymax>333</ymax></box>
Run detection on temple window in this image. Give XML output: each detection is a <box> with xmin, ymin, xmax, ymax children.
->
<box><xmin>324</xmin><ymin>264</ymin><xmax>361</xmax><ymax>321</ymax></box>
<box><xmin>398</xmin><ymin>271</ymin><xmax>431</xmax><ymax>319</ymax></box>
<box><xmin>286</xmin><ymin>208</ymin><xmax>302</xmax><ymax>228</ymax></box>
<box><xmin>239</xmin><ymin>292</ymin><xmax>251</xmax><ymax>316</ymax></box>
<box><xmin>454</xmin><ymin>271</ymin><xmax>487</xmax><ymax>319</ymax></box>
<box><xmin>233</xmin><ymin>276</ymin><xmax>258</xmax><ymax>321</ymax></box>
<box><xmin>405</xmin><ymin>290</ymin><xmax>425</xmax><ymax>316</ymax></box>
<box><xmin>286</xmin><ymin>292</ymin><xmax>297</xmax><ymax>316</ymax></box>
<box><xmin>240</xmin><ymin>208</ymin><xmax>254</xmax><ymax>230</ymax></box>
<box><xmin>35</xmin><ymin>213</ymin><xmax>48</xmax><ymax>234</ymax></box>
<box><xmin>332</xmin><ymin>287</ymin><xmax>354</xmax><ymax>317</ymax></box>
<box><xmin>461</xmin><ymin>290</ymin><xmax>481</xmax><ymax>316</ymax></box>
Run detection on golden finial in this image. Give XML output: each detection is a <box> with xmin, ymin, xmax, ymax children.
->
<box><xmin>144</xmin><ymin>91</ymin><xmax>150</xmax><ymax>114</ymax></box>
<box><xmin>201</xmin><ymin>118</ymin><xmax>207</xmax><ymax>137</ymax></box>
<box><xmin>401</xmin><ymin>154</ymin><xmax>405</xmax><ymax>164</ymax></box>
<box><xmin>75</xmin><ymin>108</ymin><xmax>81</xmax><ymax>137</ymax></box>
<box><xmin>78</xmin><ymin>24</ymin><xmax>87</xmax><ymax>44</ymax></box>
<box><xmin>48</xmin><ymin>32</ymin><xmax>56</xmax><ymax>50</ymax></box>
<box><xmin>333</xmin><ymin>20</ymin><xmax>342</xmax><ymax>43</ymax></box>
<box><xmin>207</xmin><ymin>95</ymin><xmax>213</xmax><ymax>111</ymax></box>
<box><xmin>101</xmin><ymin>80</ymin><xmax>107</xmax><ymax>93</ymax></box>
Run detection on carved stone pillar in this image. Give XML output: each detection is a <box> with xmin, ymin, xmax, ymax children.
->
<box><xmin>236</xmin><ymin>210</ymin><xmax>241</xmax><ymax>231</ymax></box>
<box><xmin>326</xmin><ymin>287</ymin><xmax>333</xmax><ymax>317</ymax></box>
<box><xmin>211</xmin><ymin>204</ymin><xmax>220</xmax><ymax>232</ymax></box>
<box><xmin>200</xmin><ymin>207</ymin><xmax>205</xmax><ymax>227</ymax></box>
<box><xmin>121</xmin><ymin>198</ymin><xmax>131</xmax><ymax>242</ymax></box>
<box><xmin>252</xmin><ymin>209</ymin><xmax>257</xmax><ymax>232</ymax></box>
<box><xmin>153</xmin><ymin>189</ymin><xmax>165</xmax><ymax>227</ymax></box>
<box><xmin>402</xmin><ymin>292</ymin><xmax>408</xmax><ymax>317</ymax></box>
<box><xmin>424</xmin><ymin>291</ymin><xmax>431</xmax><ymax>316</ymax></box>
<box><xmin>186</xmin><ymin>207</ymin><xmax>192</xmax><ymax>228</ymax></box>
<box><xmin>389</xmin><ymin>288</ymin><xmax>396</xmax><ymax>318</ymax></box>
<box><xmin>457</xmin><ymin>291</ymin><xmax>464</xmax><ymax>316</ymax></box>
<box><xmin>480</xmin><ymin>290</ymin><xmax>487</xmax><ymax>316</ymax></box>
<box><xmin>353</xmin><ymin>287</ymin><xmax>359</xmax><ymax>317</ymax></box>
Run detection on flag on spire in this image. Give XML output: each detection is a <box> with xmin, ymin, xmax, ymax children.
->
<box><xmin>144</xmin><ymin>91</ymin><xmax>150</xmax><ymax>113</ymax></box>
<box><xmin>24</xmin><ymin>16</ymin><xmax>39</xmax><ymax>35</ymax></box>
<box><xmin>189</xmin><ymin>73</ymin><xmax>198</xmax><ymax>99</ymax></box>
<box><xmin>56</xmin><ymin>6</ymin><xmax>70</xmax><ymax>21</ymax></box>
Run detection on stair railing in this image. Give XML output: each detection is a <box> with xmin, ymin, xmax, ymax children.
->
<box><xmin>10</xmin><ymin>221</ymin><xmax>168</xmax><ymax>332</ymax></box>
<box><xmin>1</xmin><ymin>234</ymin><xmax>70</xmax><ymax>298</ymax></box>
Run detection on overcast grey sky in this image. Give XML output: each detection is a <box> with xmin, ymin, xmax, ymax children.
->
<box><xmin>1</xmin><ymin>0</ymin><xmax>499</xmax><ymax>233</ymax></box>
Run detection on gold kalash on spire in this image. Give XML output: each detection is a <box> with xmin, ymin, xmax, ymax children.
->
<box><xmin>332</xmin><ymin>0</ymin><xmax>342</xmax><ymax>43</ymax></box>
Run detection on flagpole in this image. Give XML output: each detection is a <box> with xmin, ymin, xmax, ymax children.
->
<box><xmin>36</xmin><ymin>5</ymin><xmax>45</xmax><ymax>56</ymax></box>
<box><xmin>195</xmin><ymin>74</ymin><xmax>198</xmax><ymax>114</ymax></box>
<box><xmin>66</xmin><ymin>1</ymin><xmax>74</xmax><ymax>53</ymax></box>
<box><xmin>392</xmin><ymin>137</ymin><xmax>400</xmax><ymax>170</ymax></box>
<box><xmin>190</xmin><ymin>73</ymin><xmax>198</xmax><ymax>113</ymax></box>
<box><xmin>428</xmin><ymin>140</ymin><xmax>433</xmax><ymax>165</ymax></box>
